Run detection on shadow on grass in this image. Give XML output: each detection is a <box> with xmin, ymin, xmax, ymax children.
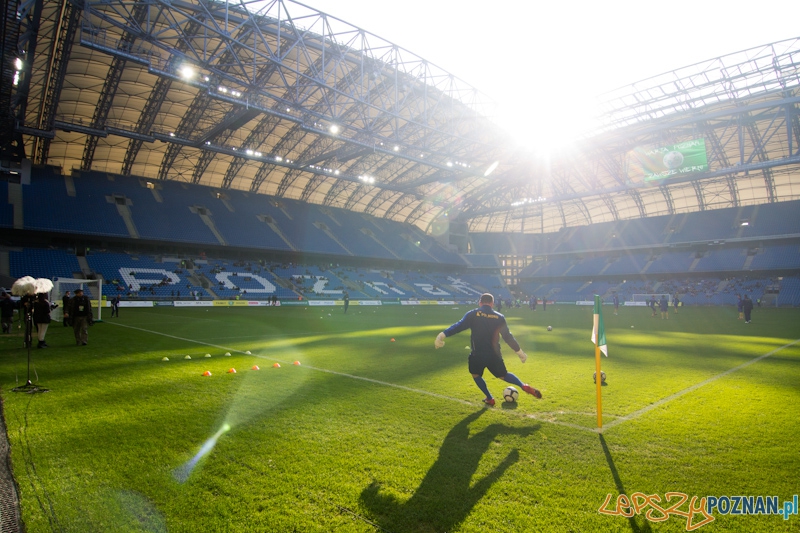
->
<box><xmin>599</xmin><ymin>434</ymin><xmax>652</xmax><ymax>533</ymax></box>
<box><xmin>361</xmin><ymin>409</ymin><xmax>539</xmax><ymax>532</ymax></box>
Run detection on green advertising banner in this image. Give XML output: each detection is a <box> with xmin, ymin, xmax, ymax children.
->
<box><xmin>632</xmin><ymin>138</ymin><xmax>708</xmax><ymax>182</ymax></box>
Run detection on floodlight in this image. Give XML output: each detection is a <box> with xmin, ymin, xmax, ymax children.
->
<box><xmin>179</xmin><ymin>65</ymin><xmax>195</xmax><ymax>80</ymax></box>
<box><xmin>329</xmin><ymin>124</ymin><xmax>340</xmax><ymax>134</ymax></box>
<box><xmin>484</xmin><ymin>161</ymin><xmax>500</xmax><ymax>176</ymax></box>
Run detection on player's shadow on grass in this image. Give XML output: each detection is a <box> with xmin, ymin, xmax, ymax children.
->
<box><xmin>360</xmin><ymin>409</ymin><xmax>538</xmax><ymax>532</ymax></box>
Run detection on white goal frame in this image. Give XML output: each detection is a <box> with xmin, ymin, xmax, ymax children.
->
<box><xmin>632</xmin><ymin>293</ymin><xmax>672</xmax><ymax>305</ymax></box>
<box><xmin>51</xmin><ymin>278</ymin><xmax>103</xmax><ymax>322</ymax></box>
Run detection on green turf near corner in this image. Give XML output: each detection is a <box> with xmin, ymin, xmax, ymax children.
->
<box><xmin>0</xmin><ymin>305</ymin><xmax>798</xmax><ymax>532</ymax></box>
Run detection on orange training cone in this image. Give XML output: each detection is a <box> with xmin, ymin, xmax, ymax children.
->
<box><xmin>251</xmin><ymin>365</ymin><xmax>260</xmax><ymax>371</ymax></box>
<box><xmin>202</xmin><ymin>371</ymin><xmax>212</xmax><ymax>377</ymax></box>
<box><xmin>390</xmin><ymin>338</ymin><xmax>395</xmax><ymax>342</ymax></box>
<box><xmin>227</xmin><ymin>368</ymin><xmax>237</xmax><ymax>374</ymax></box>
<box><xmin>273</xmin><ymin>363</ymin><xmax>281</xmax><ymax>368</ymax></box>
<box><xmin>293</xmin><ymin>361</ymin><xmax>301</xmax><ymax>366</ymax></box>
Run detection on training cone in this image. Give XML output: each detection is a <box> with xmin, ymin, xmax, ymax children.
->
<box><xmin>184</xmin><ymin>355</ymin><xmax>192</xmax><ymax>359</ymax></box>
<box><xmin>293</xmin><ymin>361</ymin><xmax>301</xmax><ymax>366</ymax></box>
<box><xmin>251</xmin><ymin>365</ymin><xmax>260</xmax><ymax>371</ymax></box>
<box><xmin>224</xmin><ymin>352</ymin><xmax>231</xmax><ymax>356</ymax></box>
<box><xmin>202</xmin><ymin>371</ymin><xmax>212</xmax><ymax>377</ymax></box>
<box><xmin>228</xmin><ymin>368</ymin><xmax>237</xmax><ymax>374</ymax></box>
<box><xmin>161</xmin><ymin>357</ymin><xmax>169</xmax><ymax>362</ymax></box>
<box><xmin>204</xmin><ymin>353</ymin><xmax>211</xmax><ymax>358</ymax></box>
<box><xmin>273</xmin><ymin>363</ymin><xmax>281</xmax><ymax>368</ymax></box>
<box><xmin>390</xmin><ymin>338</ymin><xmax>395</xmax><ymax>342</ymax></box>
<box><xmin>245</xmin><ymin>350</ymin><xmax>252</xmax><ymax>355</ymax></box>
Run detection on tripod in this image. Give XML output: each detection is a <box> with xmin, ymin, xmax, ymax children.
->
<box><xmin>13</xmin><ymin>299</ymin><xmax>49</xmax><ymax>394</ymax></box>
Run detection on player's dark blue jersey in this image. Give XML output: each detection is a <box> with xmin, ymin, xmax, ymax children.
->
<box><xmin>443</xmin><ymin>304</ymin><xmax>520</xmax><ymax>357</ymax></box>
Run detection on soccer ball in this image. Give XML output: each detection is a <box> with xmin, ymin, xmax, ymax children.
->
<box><xmin>593</xmin><ymin>371</ymin><xmax>607</xmax><ymax>384</ymax></box>
<box><xmin>547</xmin><ymin>326</ymin><xmax>553</xmax><ymax>331</ymax></box>
<box><xmin>502</xmin><ymin>386</ymin><xmax>519</xmax><ymax>403</ymax></box>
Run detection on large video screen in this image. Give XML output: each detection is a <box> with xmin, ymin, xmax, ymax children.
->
<box><xmin>631</xmin><ymin>138</ymin><xmax>709</xmax><ymax>182</ymax></box>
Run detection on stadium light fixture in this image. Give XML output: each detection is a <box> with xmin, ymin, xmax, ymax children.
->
<box><xmin>15</xmin><ymin>58</ymin><xmax>23</xmax><ymax>70</ymax></box>
<box><xmin>393</xmin><ymin>145</ymin><xmax>400</xmax><ymax>152</ymax></box>
<box><xmin>179</xmin><ymin>65</ymin><xmax>195</xmax><ymax>80</ymax></box>
<box><xmin>446</xmin><ymin>161</ymin><xmax>453</xmax><ymax>167</ymax></box>
<box><xmin>329</xmin><ymin>124</ymin><xmax>340</xmax><ymax>135</ymax></box>
<box><xmin>484</xmin><ymin>161</ymin><xmax>500</xmax><ymax>177</ymax></box>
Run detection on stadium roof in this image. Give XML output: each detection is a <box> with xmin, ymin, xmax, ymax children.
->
<box><xmin>4</xmin><ymin>0</ymin><xmax>800</xmax><ymax>236</ymax></box>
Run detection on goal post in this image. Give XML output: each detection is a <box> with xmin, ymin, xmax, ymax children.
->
<box><xmin>51</xmin><ymin>278</ymin><xmax>103</xmax><ymax>322</ymax></box>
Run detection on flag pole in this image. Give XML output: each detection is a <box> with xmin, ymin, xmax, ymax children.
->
<box><xmin>594</xmin><ymin>295</ymin><xmax>603</xmax><ymax>429</ymax></box>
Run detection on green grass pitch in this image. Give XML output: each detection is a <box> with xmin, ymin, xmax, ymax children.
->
<box><xmin>1</xmin><ymin>304</ymin><xmax>798</xmax><ymax>532</ymax></box>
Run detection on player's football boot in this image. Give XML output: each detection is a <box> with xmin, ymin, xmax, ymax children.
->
<box><xmin>522</xmin><ymin>384</ymin><xmax>542</xmax><ymax>399</ymax></box>
<box><xmin>482</xmin><ymin>397</ymin><xmax>496</xmax><ymax>407</ymax></box>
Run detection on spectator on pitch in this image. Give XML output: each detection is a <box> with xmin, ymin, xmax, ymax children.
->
<box><xmin>32</xmin><ymin>293</ymin><xmax>55</xmax><ymax>348</ymax></box>
<box><xmin>737</xmin><ymin>294</ymin><xmax>744</xmax><ymax>320</ymax></box>
<box><xmin>0</xmin><ymin>291</ymin><xmax>15</xmax><ymax>334</ymax></box>
<box><xmin>110</xmin><ymin>295</ymin><xmax>120</xmax><ymax>318</ymax></box>
<box><xmin>649</xmin><ymin>295</ymin><xmax>657</xmax><ymax>317</ymax></box>
<box><xmin>612</xmin><ymin>293</ymin><xmax>619</xmax><ymax>315</ymax></box>
<box><xmin>434</xmin><ymin>293</ymin><xmax>542</xmax><ymax>406</ymax></box>
<box><xmin>659</xmin><ymin>295</ymin><xmax>669</xmax><ymax>320</ymax></box>
<box><xmin>62</xmin><ymin>291</ymin><xmax>71</xmax><ymax>326</ymax></box>
<box><xmin>673</xmin><ymin>293</ymin><xmax>680</xmax><ymax>314</ymax></box>
<box><xmin>69</xmin><ymin>288</ymin><xmax>93</xmax><ymax>346</ymax></box>
<box><xmin>742</xmin><ymin>294</ymin><xmax>754</xmax><ymax>323</ymax></box>
<box><xmin>343</xmin><ymin>291</ymin><xmax>350</xmax><ymax>314</ymax></box>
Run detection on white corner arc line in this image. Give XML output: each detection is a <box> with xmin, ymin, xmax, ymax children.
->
<box><xmin>108</xmin><ymin>322</ymin><xmax>599</xmax><ymax>432</ymax></box>
<box><xmin>602</xmin><ymin>338</ymin><xmax>800</xmax><ymax>430</ymax></box>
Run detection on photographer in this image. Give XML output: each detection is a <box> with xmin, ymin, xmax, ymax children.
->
<box><xmin>33</xmin><ymin>293</ymin><xmax>57</xmax><ymax>348</ymax></box>
<box><xmin>69</xmin><ymin>288</ymin><xmax>93</xmax><ymax>346</ymax></box>
<box><xmin>0</xmin><ymin>291</ymin><xmax>15</xmax><ymax>333</ymax></box>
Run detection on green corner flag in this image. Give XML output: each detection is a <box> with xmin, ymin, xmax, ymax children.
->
<box><xmin>591</xmin><ymin>295</ymin><xmax>608</xmax><ymax>357</ymax></box>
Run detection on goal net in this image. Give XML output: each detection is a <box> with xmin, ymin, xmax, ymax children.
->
<box><xmin>632</xmin><ymin>293</ymin><xmax>672</xmax><ymax>305</ymax></box>
<box><xmin>51</xmin><ymin>278</ymin><xmax>103</xmax><ymax>322</ymax></box>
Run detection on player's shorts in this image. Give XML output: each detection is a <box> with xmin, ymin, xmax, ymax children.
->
<box><xmin>468</xmin><ymin>352</ymin><xmax>507</xmax><ymax>378</ymax></box>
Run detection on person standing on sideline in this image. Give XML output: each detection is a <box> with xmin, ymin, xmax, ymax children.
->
<box><xmin>32</xmin><ymin>293</ymin><xmax>54</xmax><ymax>348</ymax></box>
<box><xmin>343</xmin><ymin>291</ymin><xmax>350</xmax><ymax>314</ymax></box>
<box><xmin>0</xmin><ymin>291</ymin><xmax>15</xmax><ymax>333</ymax></box>
<box><xmin>742</xmin><ymin>294</ymin><xmax>754</xmax><ymax>323</ymax></box>
<box><xmin>434</xmin><ymin>293</ymin><xmax>542</xmax><ymax>406</ymax></box>
<box><xmin>649</xmin><ymin>295</ymin><xmax>657</xmax><ymax>317</ymax></box>
<box><xmin>110</xmin><ymin>295</ymin><xmax>120</xmax><ymax>318</ymax></box>
<box><xmin>659</xmin><ymin>295</ymin><xmax>669</xmax><ymax>319</ymax></box>
<box><xmin>737</xmin><ymin>294</ymin><xmax>744</xmax><ymax>320</ymax></box>
<box><xmin>69</xmin><ymin>288</ymin><xmax>93</xmax><ymax>345</ymax></box>
<box><xmin>62</xmin><ymin>291</ymin><xmax>71</xmax><ymax>326</ymax></box>
<box><xmin>612</xmin><ymin>293</ymin><xmax>619</xmax><ymax>315</ymax></box>
<box><xmin>673</xmin><ymin>293</ymin><xmax>679</xmax><ymax>314</ymax></box>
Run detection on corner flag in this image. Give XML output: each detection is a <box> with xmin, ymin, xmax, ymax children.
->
<box><xmin>592</xmin><ymin>295</ymin><xmax>607</xmax><ymax>429</ymax></box>
<box><xmin>591</xmin><ymin>295</ymin><xmax>608</xmax><ymax>357</ymax></box>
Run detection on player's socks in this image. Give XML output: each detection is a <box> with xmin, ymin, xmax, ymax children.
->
<box><xmin>503</xmin><ymin>373</ymin><xmax>525</xmax><ymax>388</ymax></box>
<box><xmin>473</xmin><ymin>376</ymin><xmax>491</xmax><ymax>399</ymax></box>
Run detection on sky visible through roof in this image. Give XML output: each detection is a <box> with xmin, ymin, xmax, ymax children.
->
<box><xmin>298</xmin><ymin>0</ymin><xmax>799</xmax><ymax>152</ymax></box>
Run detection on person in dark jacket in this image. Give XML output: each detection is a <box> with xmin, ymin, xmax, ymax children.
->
<box><xmin>0</xmin><ymin>291</ymin><xmax>16</xmax><ymax>333</ymax></box>
<box><xmin>33</xmin><ymin>293</ymin><xmax>55</xmax><ymax>348</ymax></box>
<box><xmin>434</xmin><ymin>293</ymin><xmax>542</xmax><ymax>406</ymax></box>
<box><xmin>742</xmin><ymin>294</ymin><xmax>754</xmax><ymax>324</ymax></box>
<box><xmin>70</xmin><ymin>288</ymin><xmax>93</xmax><ymax>345</ymax></box>
<box><xmin>62</xmin><ymin>291</ymin><xmax>71</xmax><ymax>326</ymax></box>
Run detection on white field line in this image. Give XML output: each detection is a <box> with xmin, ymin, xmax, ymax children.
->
<box><xmin>107</xmin><ymin>322</ymin><xmax>599</xmax><ymax>433</ymax></box>
<box><xmin>602</xmin><ymin>337</ymin><xmax>800</xmax><ymax>430</ymax></box>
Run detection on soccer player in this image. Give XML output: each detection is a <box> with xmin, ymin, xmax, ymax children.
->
<box><xmin>343</xmin><ymin>291</ymin><xmax>350</xmax><ymax>314</ymax></box>
<box><xmin>742</xmin><ymin>294</ymin><xmax>754</xmax><ymax>323</ymax></box>
<box><xmin>612</xmin><ymin>293</ymin><xmax>619</xmax><ymax>315</ymax></box>
<box><xmin>659</xmin><ymin>295</ymin><xmax>669</xmax><ymax>319</ymax></box>
<box><xmin>737</xmin><ymin>294</ymin><xmax>743</xmax><ymax>320</ymax></box>
<box><xmin>649</xmin><ymin>295</ymin><xmax>657</xmax><ymax>317</ymax></box>
<box><xmin>673</xmin><ymin>293</ymin><xmax>679</xmax><ymax>314</ymax></box>
<box><xmin>434</xmin><ymin>293</ymin><xmax>542</xmax><ymax>406</ymax></box>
